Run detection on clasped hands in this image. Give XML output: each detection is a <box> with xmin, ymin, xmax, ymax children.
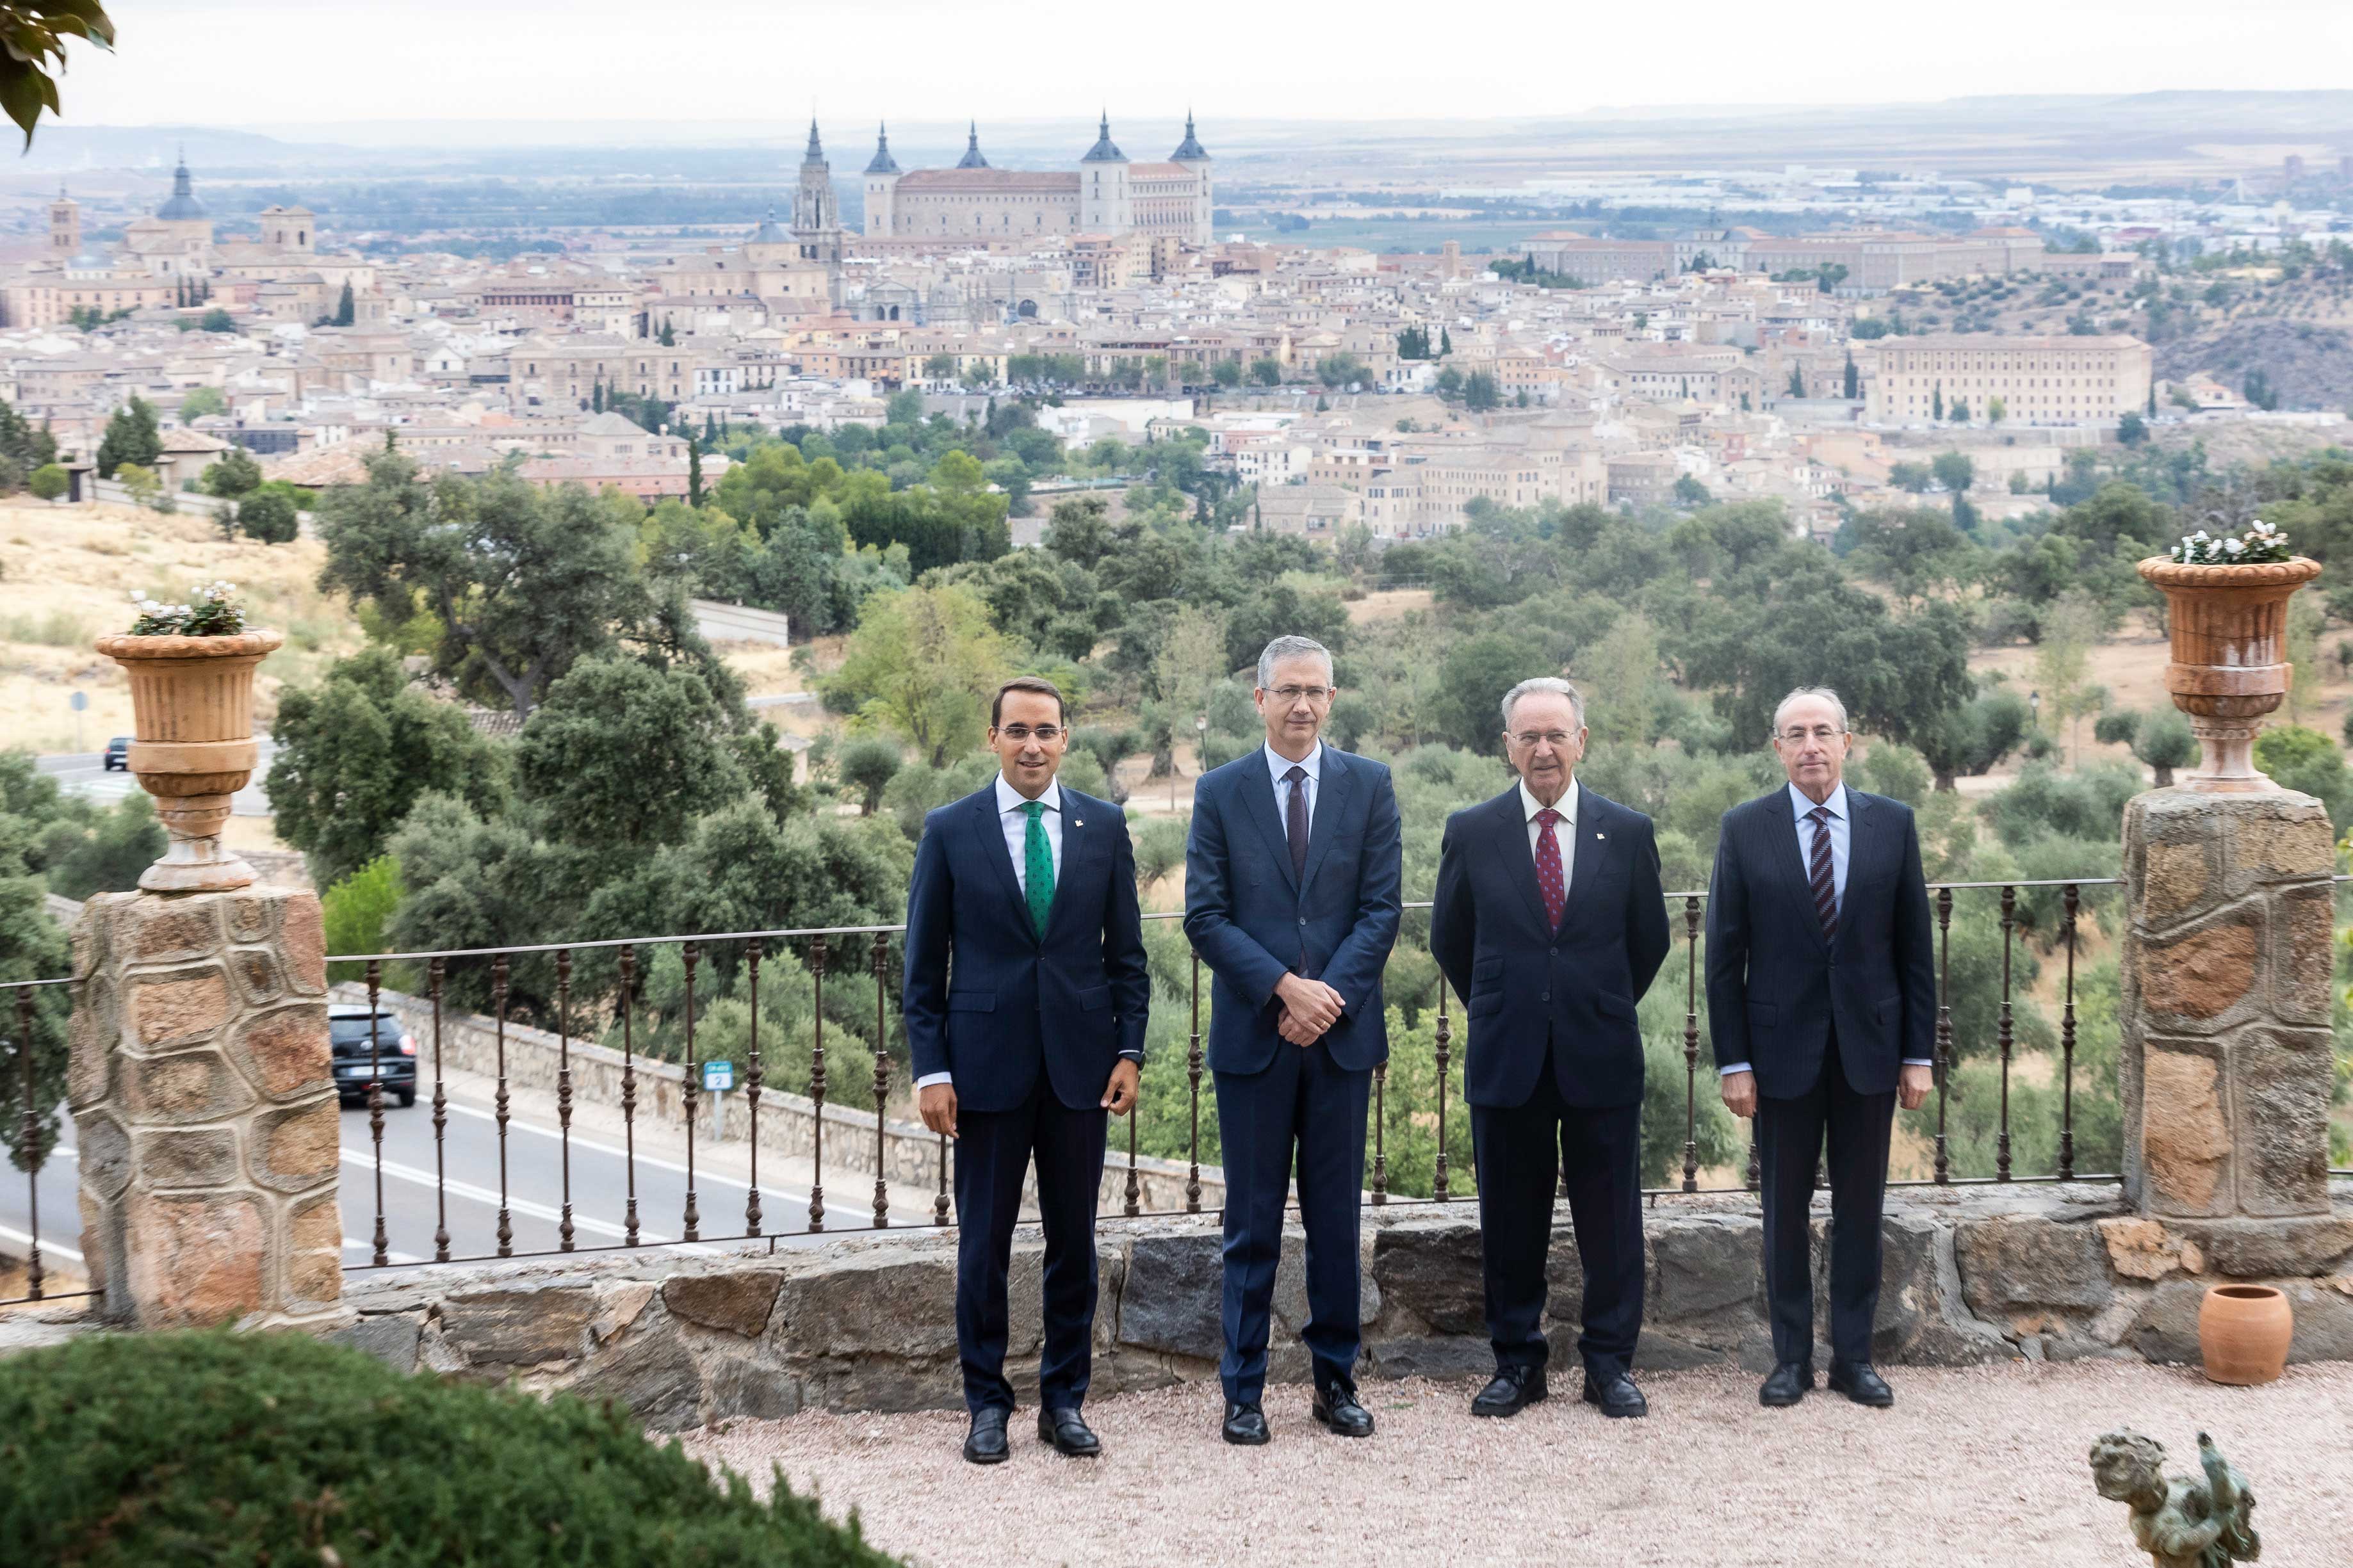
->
<box><xmin>1274</xmin><ymin>972</ymin><xmax>1346</xmax><ymax>1046</ymax></box>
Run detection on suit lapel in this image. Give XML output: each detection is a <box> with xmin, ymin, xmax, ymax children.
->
<box><xmin>1298</xmin><ymin>749</ymin><xmax>1355</xmax><ymax>896</ymax></box>
<box><xmin>1767</xmin><ymin>788</ymin><xmax>1830</xmax><ymax>955</ymax></box>
<box><xmin>1494</xmin><ymin>788</ymin><xmax>1553</xmax><ymax>935</ymax></box>
<box><xmin>1236</xmin><ymin>756</ymin><xmax>1301</xmax><ymax>895</ymax></box>
<box><xmin>974</xmin><ymin>789</ymin><xmax>1039</xmax><ymax>945</ymax></box>
<box><xmin>1041</xmin><ymin>792</ymin><xmax>1091</xmax><ymax>944</ymax></box>
<box><xmin>1837</xmin><ymin>789</ymin><xmax>1881</xmax><ymax>953</ymax></box>
<box><xmin>1556</xmin><ymin>791</ymin><xmax>1613</xmax><ymax>941</ymax></box>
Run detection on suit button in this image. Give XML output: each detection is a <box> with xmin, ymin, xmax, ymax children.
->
<box><xmin>1540</xmin><ymin>992</ymin><xmax>1549</xmax><ymax>1003</ymax></box>
<box><xmin>1298</xmin><ymin>917</ymin><xmax>1307</xmax><ymax>926</ymax></box>
<box><xmin>1549</xmin><ymin>946</ymin><xmax>1558</xmax><ymax>957</ymax></box>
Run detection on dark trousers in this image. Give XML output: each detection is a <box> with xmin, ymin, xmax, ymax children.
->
<box><xmin>1213</xmin><ymin>1038</ymin><xmax>1371</xmax><ymax>1403</ymax></box>
<box><xmin>1756</xmin><ymin>1047</ymin><xmax>1896</xmax><ymax>1368</ymax></box>
<box><xmin>952</xmin><ymin>1077</ymin><xmax>1108</xmax><ymax>1415</ymax></box>
<box><xmin>1469</xmin><ymin>1047</ymin><xmax>1644</xmax><ymax>1379</ymax></box>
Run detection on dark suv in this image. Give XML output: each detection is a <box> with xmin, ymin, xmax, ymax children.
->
<box><xmin>102</xmin><ymin>736</ymin><xmax>130</xmax><ymax>771</ymax></box>
<box><xmin>329</xmin><ymin>1005</ymin><xmax>418</xmax><ymax>1107</ymax></box>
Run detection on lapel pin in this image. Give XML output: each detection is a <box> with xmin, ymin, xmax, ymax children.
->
<box><xmin>1595</xmin><ymin>831</ymin><xmax>1606</xmax><ymax>841</ymax></box>
<box><xmin>1074</xmin><ymin>818</ymin><xmax>1084</xmax><ymax>827</ymax></box>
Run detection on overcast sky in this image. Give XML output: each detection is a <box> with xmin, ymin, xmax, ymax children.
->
<box><xmin>53</xmin><ymin>0</ymin><xmax>2353</xmax><ymax>136</ymax></box>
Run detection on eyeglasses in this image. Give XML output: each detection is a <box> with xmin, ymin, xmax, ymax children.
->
<box><xmin>1777</xmin><ymin>725</ymin><xmax>1847</xmax><ymax>743</ymax></box>
<box><xmin>1266</xmin><ymin>685</ymin><xmax>1332</xmax><ymax>704</ymax></box>
<box><xmin>1508</xmin><ymin>731</ymin><xmax>1577</xmax><ymax>749</ymax></box>
<box><xmin>997</xmin><ymin>725</ymin><xmax>1064</xmax><ymax>743</ymax></box>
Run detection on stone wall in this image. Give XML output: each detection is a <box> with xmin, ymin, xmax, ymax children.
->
<box><xmin>336</xmin><ymin>983</ymin><xmax>1225</xmax><ymax>1218</ymax></box>
<box><xmin>2121</xmin><ymin>789</ymin><xmax>2338</xmax><ymax>1218</ymax></box>
<box><xmin>318</xmin><ymin>1182</ymin><xmax>2353</xmax><ymax>1430</ymax></box>
<box><xmin>67</xmin><ymin>889</ymin><xmax>349</xmax><ymax>1331</ymax></box>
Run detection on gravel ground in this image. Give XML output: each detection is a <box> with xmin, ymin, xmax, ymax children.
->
<box><xmin>679</xmin><ymin>1361</ymin><xmax>2353</xmax><ymax>1567</ymax></box>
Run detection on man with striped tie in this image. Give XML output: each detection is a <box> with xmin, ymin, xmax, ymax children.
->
<box><xmin>1705</xmin><ymin>687</ymin><xmax>1935</xmax><ymax>1411</ymax></box>
<box><xmin>903</xmin><ymin>677</ymin><xmax>1150</xmax><ymax>1464</ymax></box>
<box><xmin>1430</xmin><ymin>677</ymin><xmax>1669</xmax><ymax>1420</ymax></box>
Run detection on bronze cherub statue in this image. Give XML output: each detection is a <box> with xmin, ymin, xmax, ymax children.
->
<box><xmin>2088</xmin><ymin>1428</ymin><xmax>2260</xmax><ymax>1567</ymax></box>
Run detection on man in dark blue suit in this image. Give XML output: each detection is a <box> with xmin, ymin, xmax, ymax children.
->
<box><xmin>1706</xmin><ymin>686</ymin><xmax>1935</xmax><ymax>1411</ymax></box>
<box><xmin>1185</xmin><ymin>635</ymin><xmax>1401</xmax><ymax>1446</ymax></box>
<box><xmin>1430</xmin><ymin>677</ymin><xmax>1670</xmax><ymax>1421</ymax></box>
<box><xmin>903</xmin><ymin>676</ymin><xmax>1150</xmax><ymax>1465</ymax></box>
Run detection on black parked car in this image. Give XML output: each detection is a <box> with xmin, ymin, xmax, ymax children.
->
<box><xmin>329</xmin><ymin>1005</ymin><xmax>418</xmax><ymax>1107</ymax></box>
<box><xmin>102</xmin><ymin>736</ymin><xmax>130</xmax><ymax>771</ymax></box>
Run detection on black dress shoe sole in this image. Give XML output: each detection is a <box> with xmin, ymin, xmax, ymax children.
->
<box><xmin>1470</xmin><ymin>1387</ymin><xmax>1546</xmax><ymax>1418</ymax></box>
<box><xmin>1311</xmin><ymin>1406</ymin><xmax>1374</xmax><ymax>1437</ymax></box>
<box><xmin>1581</xmin><ymin>1386</ymin><xmax>1648</xmax><ymax>1419</ymax></box>
<box><xmin>1759</xmin><ymin>1385</ymin><xmax>1805</xmax><ymax>1409</ymax></box>
<box><xmin>1828</xmin><ymin>1380</ymin><xmax>1894</xmax><ymax>1408</ymax></box>
<box><xmin>1222</xmin><ymin>1423</ymin><xmax>1271</xmax><ymax>1446</ymax></box>
<box><xmin>963</xmin><ymin>1441</ymin><xmax>1009</xmax><ymax>1465</ymax></box>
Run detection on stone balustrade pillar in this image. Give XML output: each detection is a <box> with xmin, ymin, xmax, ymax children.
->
<box><xmin>66</xmin><ymin>887</ymin><xmax>350</xmax><ymax>1330</ymax></box>
<box><xmin>2121</xmin><ymin>789</ymin><xmax>2337</xmax><ymax>1219</ymax></box>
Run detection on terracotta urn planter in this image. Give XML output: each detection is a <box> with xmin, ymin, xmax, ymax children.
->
<box><xmin>2198</xmin><ymin>1282</ymin><xmax>2293</xmax><ymax>1385</ymax></box>
<box><xmin>2137</xmin><ymin>554</ymin><xmax>2322</xmax><ymax>791</ymax></box>
<box><xmin>92</xmin><ymin>628</ymin><xmax>284</xmax><ymax>891</ymax></box>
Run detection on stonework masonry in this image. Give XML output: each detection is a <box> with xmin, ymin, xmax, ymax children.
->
<box><xmin>67</xmin><ymin>888</ymin><xmax>349</xmax><ymax>1330</ymax></box>
<box><xmin>2121</xmin><ymin>789</ymin><xmax>2338</xmax><ymax>1219</ymax></box>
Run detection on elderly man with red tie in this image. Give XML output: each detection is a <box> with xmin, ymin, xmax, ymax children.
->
<box><xmin>1430</xmin><ymin>677</ymin><xmax>1670</xmax><ymax>1421</ymax></box>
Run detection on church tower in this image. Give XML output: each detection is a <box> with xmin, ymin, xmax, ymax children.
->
<box><xmin>863</xmin><ymin>122</ymin><xmax>901</xmax><ymax>239</ymax></box>
<box><xmin>792</xmin><ymin>119</ymin><xmax>843</xmax><ymax>267</ymax></box>
<box><xmin>1170</xmin><ymin>111</ymin><xmax>1213</xmax><ymax>245</ymax></box>
<box><xmin>1077</xmin><ymin>111</ymin><xmax>1131</xmax><ymax>234</ymax></box>
<box><xmin>49</xmin><ymin>183</ymin><xmax>78</xmax><ymax>256</ymax></box>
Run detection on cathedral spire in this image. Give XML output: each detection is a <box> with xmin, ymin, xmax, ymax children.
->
<box><xmin>804</xmin><ymin>118</ymin><xmax>824</xmax><ymax>163</ymax></box>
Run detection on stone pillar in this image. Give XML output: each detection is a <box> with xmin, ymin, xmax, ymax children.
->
<box><xmin>2121</xmin><ymin>789</ymin><xmax>2337</xmax><ymax>1219</ymax></box>
<box><xmin>65</xmin><ymin>887</ymin><xmax>349</xmax><ymax>1330</ymax></box>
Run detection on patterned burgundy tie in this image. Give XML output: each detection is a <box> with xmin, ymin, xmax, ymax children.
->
<box><xmin>1807</xmin><ymin>805</ymin><xmax>1839</xmax><ymax>939</ymax></box>
<box><xmin>1534</xmin><ymin>808</ymin><xmax>1567</xmax><ymax>932</ymax></box>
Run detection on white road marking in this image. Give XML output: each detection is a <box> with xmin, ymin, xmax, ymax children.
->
<box><xmin>0</xmin><ymin>1221</ymin><xmax>81</xmax><ymax>1264</ymax></box>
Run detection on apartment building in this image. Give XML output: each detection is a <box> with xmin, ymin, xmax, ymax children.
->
<box><xmin>1866</xmin><ymin>335</ymin><xmax>2153</xmax><ymax>426</ymax></box>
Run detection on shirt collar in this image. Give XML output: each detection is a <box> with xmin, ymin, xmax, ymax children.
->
<box><xmin>1265</xmin><ymin>740</ymin><xmax>1323</xmax><ymax>786</ymax></box>
<box><xmin>997</xmin><ymin>773</ymin><xmax>1063</xmax><ymax>815</ymax></box>
<box><xmin>1788</xmin><ymin>781</ymin><xmax>1846</xmax><ymax>821</ymax></box>
<box><xmin>1518</xmin><ymin>775</ymin><xmax>1578</xmax><ymax>825</ymax></box>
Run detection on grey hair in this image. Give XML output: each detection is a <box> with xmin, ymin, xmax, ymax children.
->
<box><xmin>1256</xmin><ymin>634</ymin><xmax>1334</xmax><ymax>691</ymax></box>
<box><xmin>1499</xmin><ymin>676</ymin><xmax>1584</xmax><ymax>732</ymax></box>
<box><xmin>1771</xmin><ymin>686</ymin><xmax>1850</xmax><ymax>737</ymax></box>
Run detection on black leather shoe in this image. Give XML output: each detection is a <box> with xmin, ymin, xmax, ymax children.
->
<box><xmin>963</xmin><ymin>1407</ymin><xmax>1010</xmax><ymax>1465</ymax></box>
<box><xmin>1222</xmin><ymin>1400</ymin><xmax>1270</xmax><ymax>1446</ymax></box>
<box><xmin>1037</xmin><ymin>1406</ymin><xmax>1102</xmax><ymax>1457</ymax></box>
<box><xmin>1310</xmin><ymin>1385</ymin><xmax>1374</xmax><ymax>1437</ymax></box>
<box><xmin>1759</xmin><ymin>1362</ymin><xmax>1813</xmax><ymax>1408</ymax></box>
<box><xmin>1828</xmin><ymin>1362</ymin><xmax>1894</xmax><ymax>1408</ymax></box>
<box><xmin>1581</xmin><ymin>1370</ymin><xmax>1649</xmax><ymax>1419</ymax></box>
<box><xmin>1470</xmin><ymin>1365</ymin><xmax>1547</xmax><ymax>1418</ymax></box>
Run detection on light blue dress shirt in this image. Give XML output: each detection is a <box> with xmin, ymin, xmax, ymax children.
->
<box><xmin>1264</xmin><ymin>740</ymin><xmax>1323</xmax><ymax>829</ymax></box>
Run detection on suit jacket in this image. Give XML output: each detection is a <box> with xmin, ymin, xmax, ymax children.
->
<box><xmin>902</xmin><ymin>782</ymin><xmax>1151</xmax><ymax>1113</ymax></box>
<box><xmin>1429</xmin><ymin>784</ymin><xmax>1670</xmax><ymax>1110</ymax></box>
<box><xmin>1704</xmin><ymin>787</ymin><xmax>1935</xmax><ymax>1100</ymax></box>
<box><xmin>1183</xmin><ymin>746</ymin><xmax>1403</xmax><ymax>1076</ymax></box>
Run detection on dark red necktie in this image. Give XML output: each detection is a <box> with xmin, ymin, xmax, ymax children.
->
<box><xmin>1534</xmin><ymin>808</ymin><xmax>1566</xmax><ymax>932</ymax></box>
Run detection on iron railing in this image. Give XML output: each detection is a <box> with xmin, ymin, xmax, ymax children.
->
<box><xmin>8</xmin><ymin>874</ymin><xmax>2352</xmax><ymax>1301</ymax></box>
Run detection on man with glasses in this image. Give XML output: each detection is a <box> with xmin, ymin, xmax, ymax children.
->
<box><xmin>1430</xmin><ymin>677</ymin><xmax>1669</xmax><ymax>1421</ymax></box>
<box><xmin>1185</xmin><ymin>634</ymin><xmax>1401</xmax><ymax>1445</ymax></box>
<box><xmin>904</xmin><ymin>676</ymin><xmax>1150</xmax><ymax>1465</ymax></box>
<box><xmin>1705</xmin><ymin>687</ymin><xmax>1935</xmax><ymax>1411</ymax></box>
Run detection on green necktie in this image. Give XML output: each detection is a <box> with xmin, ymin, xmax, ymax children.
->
<box><xmin>1021</xmin><ymin>800</ymin><xmax>1056</xmax><ymax>938</ymax></box>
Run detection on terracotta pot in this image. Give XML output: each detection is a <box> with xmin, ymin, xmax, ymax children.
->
<box><xmin>2198</xmin><ymin>1282</ymin><xmax>2293</xmax><ymax>1385</ymax></box>
<box><xmin>92</xmin><ymin>628</ymin><xmax>284</xmax><ymax>892</ymax></box>
<box><xmin>2137</xmin><ymin>554</ymin><xmax>2322</xmax><ymax>791</ymax></box>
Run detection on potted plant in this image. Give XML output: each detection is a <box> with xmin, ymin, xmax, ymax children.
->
<box><xmin>2137</xmin><ymin>520</ymin><xmax>2320</xmax><ymax>790</ymax></box>
<box><xmin>92</xmin><ymin>582</ymin><xmax>283</xmax><ymax>891</ymax></box>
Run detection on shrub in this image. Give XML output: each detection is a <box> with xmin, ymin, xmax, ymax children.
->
<box><xmin>320</xmin><ymin>853</ymin><xmax>403</xmax><ymax>983</ymax></box>
<box><xmin>0</xmin><ymin>1329</ymin><xmax>899</xmax><ymax>1567</ymax></box>
<box><xmin>26</xmin><ymin>462</ymin><xmax>67</xmax><ymax>501</ymax></box>
<box><xmin>239</xmin><ymin>488</ymin><xmax>300</xmax><ymax>544</ymax></box>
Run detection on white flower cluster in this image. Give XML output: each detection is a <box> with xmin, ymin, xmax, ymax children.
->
<box><xmin>126</xmin><ymin>579</ymin><xmax>246</xmax><ymax>636</ymax></box>
<box><xmin>2168</xmin><ymin>519</ymin><xmax>2293</xmax><ymax>566</ymax></box>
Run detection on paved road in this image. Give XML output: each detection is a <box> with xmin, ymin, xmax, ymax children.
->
<box><xmin>37</xmin><ymin>742</ymin><xmax>277</xmax><ymax>818</ymax></box>
<box><xmin>1</xmin><ymin>1087</ymin><xmax>932</xmax><ymax>1291</ymax></box>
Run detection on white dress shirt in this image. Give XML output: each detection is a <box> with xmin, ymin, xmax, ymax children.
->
<box><xmin>1720</xmin><ymin>780</ymin><xmax>1930</xmax><ymax>1076</ymax></box>
<box><xmin>1266</xmin><ymin>739</ymin><xmax>1323</xmax><ymax>832</ymax></box>
<box><xmin>918</xmin><ymin>773</ymin><xmax>1139</xmax><ymax>1090</ymax></box>
<box><xmin>1518</xmin><ymin>775</ymin><xmax>1579</xmax><ymax>896</ymax></box>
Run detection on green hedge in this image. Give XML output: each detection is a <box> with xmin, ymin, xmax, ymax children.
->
<box><xmin>0</xmin><ymin>1329</ymin><xmax>899</xmax><ymax>1567</ymax></box>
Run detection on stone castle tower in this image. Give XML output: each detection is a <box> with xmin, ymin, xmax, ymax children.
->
<box><xmin>862</xmin><ymin>122</ymin><xmax>901</xmax><ymax>240</ymax></box>
<box><xmin>1077</xmin><ymin>111</ymin><xmax>1130</xmax><ymax>234</ymax></box>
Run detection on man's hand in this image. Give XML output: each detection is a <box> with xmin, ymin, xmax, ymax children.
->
<box><xmin>1274</xmin><ymin>974</ymin><xmax>1346</xmax><ymax>1035</ymax></box>
<box><xmin>1277</xmin><ymin>1008</ymin><xmax>1325</xmax><ymax>1046</ymax></box>
<box><xmin>1898</xmin><ymin>1063</ymin><xmax>1933</xmax><ymax>1112</ymax></box>
<box><xmin>1720</xmin><ymin>1069</ymin><xmax>1757</xmax><ymax>1120</ymax></box>
<box><xmin>1102</xmin><ymin>1058</ymin><xmax>1141</xmax><ymax>1116</ymax></box>
<box><xmin>919</xmin><ymin>1081</ymin><xmax>959</xmax><ymax>1138</ymax></box>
